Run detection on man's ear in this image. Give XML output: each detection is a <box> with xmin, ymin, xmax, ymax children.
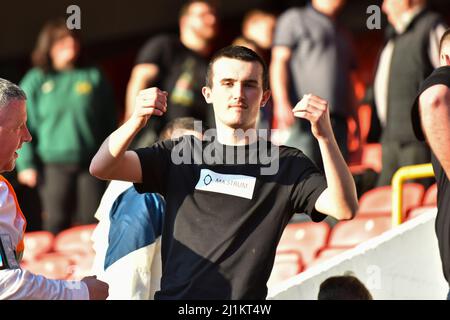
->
<box><xmin>443</xmin><ymin>53</ymin><xmax>450</xmax><ymax>67</ymax></box>
<box><xmin>202</xmin><ymin>86</ymin><xmax>213</xmax><ymax>104</ymax></box>
<box><xmin>260</xmin><ymin>89</ymin><xmax>271</xmax><ymax>108</ymax></box>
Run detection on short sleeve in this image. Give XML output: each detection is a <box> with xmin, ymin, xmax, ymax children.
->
<box><xmin>135</xmin><ymin>35</ymin><xmax>171</xmax><ymax>66</ymax></box>
<box><xmin>273</xmin><ymin>8</ymin><xmax>302</xmax><ymax>48</ymax></box>
<box><xmin>290</xmin><ymin>155</ymin><xmax>328</xmax><ymax>222</ymax></box>
<box><xmin>133</xmin><ymin>139</ymin><xmax>173</xmax><ymax>195</ymax></box>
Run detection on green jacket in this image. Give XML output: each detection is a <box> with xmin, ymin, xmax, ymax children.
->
<box><xmin>17</xmin><ymin>66</ymin><xmax>117</xmax><ymax>170</ymax></box>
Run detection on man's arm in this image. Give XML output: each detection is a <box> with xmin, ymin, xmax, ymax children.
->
<box><xmin>293</xmin><ymin>94</ymin><xmax>358</xmax><ymax>220</ymax></box>
<box><xmin>124</xmin><ymin>64</ymin><xmax>159</xmax><ymax>121</ymax></box>
<box><xmin>0</xmin><ymin>269</ymin><xmax>108</xmax><ymax>300</ymax></box>
<box><xmin>90</xmin><ymin>87</ymin><xmax>167</xmax><ymax>183</ymax></box>
<box><xmin>270</xmin><ymin>46</ymin><xmax>295</xmax><ymax>129</ymax></box>
<box><xmin>419</xmin><ymin>84</ymin><xmax>450</xmax><ymax>179</ymax></box>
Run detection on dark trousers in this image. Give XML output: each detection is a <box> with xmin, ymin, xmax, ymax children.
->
<box><xmin>376</xmin><ymin>140</ymin><xmax>431</xmax><ymax>187</ymax></box>
<box><xmin>285</xmin><ymin>116</ymin><xmax>348</xmax><ymax>170</ymax></box>
<box><xmin>40</xmin><ymin>164</ymin><xmax>106</xmax><ymax>234</ymax></box>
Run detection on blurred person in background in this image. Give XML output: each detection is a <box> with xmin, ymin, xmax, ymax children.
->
<box><xmin>233</xmin><ymin>9</ymin><xmax>277</xmax><ymax>131</ymax></box>
<box><xmin>0</xmin><ymin>77</ymin><xmax>108</xmax><ymax>300</ymax></box>
<box><xmin>16</xmin><ymin>18</ymin><xmax>117</xmax><ymax>235</ymax></box>
<box><xmin>125</xmin><ymin>0</ymin><xmax>218</xmax><ymax>148</ymax></box>
<box><xmin>270</xmin><ymin>0</ymin><xmax>357</xmax><ymax>169</ymax></box>
<box><xmin>233</xmin><ymin>9</ymin><xmax>276</xmax><ymax>62</ymax></box>
<box><xmin>369</xmin><ymin>0</ymin><xmax>447</xmax><ymax>186</ymax></box>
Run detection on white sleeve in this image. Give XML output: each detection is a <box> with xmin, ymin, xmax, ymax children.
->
<box><xmin>0</xmin><ymin>268</ymin><xmax>89</xmax><ymax>300</ymax></box>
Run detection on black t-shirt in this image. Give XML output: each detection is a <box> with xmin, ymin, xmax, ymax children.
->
<box><xmin>134</xmin><ymin>136</ymin><xmax>327</xmax><ymax>299</ymax></box>
<box><xmin>411</xmin><ymin>66</ymin><xmax>450</xmax><ymax>283</ymax></box>
<box><xmin>135</xmin><ymin>34</ymin><xmax>214</xmax><ymax>132</ymax></box>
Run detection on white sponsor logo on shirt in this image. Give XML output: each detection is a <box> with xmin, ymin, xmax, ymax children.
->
<box><xmin>195</xmin><ymin>169</ymin><xmax>256</xmax><ymax>199</ymax></box>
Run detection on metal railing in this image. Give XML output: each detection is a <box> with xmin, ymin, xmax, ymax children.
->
<box><xmin>391</xmin><ymin>163</ymin><xmax>435</xmax><ymax>227</ymax></box>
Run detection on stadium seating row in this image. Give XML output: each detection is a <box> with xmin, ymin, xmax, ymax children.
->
<box><xmin>269</xmin><ymin>182</ymin><xmax>438</xmax><ymax>286</ymax></box>
<box><xmin>21</xmin><ymin>224</ymin><xmax>96</xmax><ymax>280</ymax></box>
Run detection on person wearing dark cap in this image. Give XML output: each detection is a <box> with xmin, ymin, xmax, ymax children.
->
<box><xmin>411</xmin><ymin>28</ymin><xmax>450</xmax><ymax>299</ymax></box>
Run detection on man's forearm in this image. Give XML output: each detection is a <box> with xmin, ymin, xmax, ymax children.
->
<box><xmin>90</xmin><ymin>119</ymin><xmax>142</xmax><ymax>179</ymax></box>
<box><xmin>270</xmin><ymin>59</ymin><xmax>291</xmax><ymax>106</ymax></box>
<box><xmin>318</xmin><ymin>135</ymin><xmax>358</xmax><ymax>218</ymax></box>
<box><xmin>0</xmin><ymin>269</ymin><xmax>89</xmax><ymax>300</ymax></box>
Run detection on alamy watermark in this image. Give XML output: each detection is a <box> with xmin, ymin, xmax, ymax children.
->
<box><xmin>366</xmin><ymin>5</ymin><xmax>382</xmax><ymax>30</ymax></box>
<box><xmin>66</xmin><ymin>5</ymin><xmax>81</xmax><ymax>30</ymax></box>
<box><xmin>170</xmin><ymin>121</ymin><xmax>280</xmax><ymax>175</ymax></box>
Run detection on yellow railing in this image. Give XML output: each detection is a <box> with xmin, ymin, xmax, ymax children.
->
<box><xmin>391</xmin><ymin>163</ymin><xmax>434</xmax><ymax>227</ymax></box>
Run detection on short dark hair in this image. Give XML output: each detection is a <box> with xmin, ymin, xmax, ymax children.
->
<box><xmin>159</xmin><ymin>117</ymin><xmax>204</xmax><ymax>140</ymax></box>
<box><xmin>318</xmin><ymin>275</ymin><xmax>373</xmax><ymax>300</ymax></box>
<box><xmin>439</xmin><ymin>28</ymin><xmax>450</xmax><ymax>55</ymax></box>
<box><xmin>179</xmin><ymin>0</ymin><xmax>217</xmax><ymax>20</ymax></box>
<box><xmin>205</xmin><ymin>45</ymin><xmax>269</xmax><ymax>90</ymax></box>
<box><xmin>31</xmin><ymin>18</ymin><xmax>81</xmax><ymax>72</ymax></box>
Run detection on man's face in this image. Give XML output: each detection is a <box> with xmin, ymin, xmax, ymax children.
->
<box><xmin>50</xmin><ymin>34</ymin><xmax>80</xmax><ymax>69</ymax></box>
<box><xmin>244</xmin><ymin>14</ymin><xmax>276</xmax><ymax>50</ymax></box>
<box><xmin>313</xmin><ymin>0</ymin><xmax>346</xmax><ymax>16</ymax></box>
<box><xmin>0</xmin><ymin>99</ymin><xmax>32</xmax><ymax>173</ymax></box>
<box><xmin>202</xmin><ymin>57</ymin><xmax>270</xmax><ymax>130</ymax></box>
<box><xmin>184</xmin><ymin>2</ymin><xmax>218</xmax><ymax>41</ymax></box>
<box><xmin>382</xmin><ymin>0</ymin><xmax>409</xmax><ymax>26</ymax></box>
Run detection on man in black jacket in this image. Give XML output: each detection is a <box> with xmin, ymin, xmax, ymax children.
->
<box><xmin>373</xmin><ymin>0</ymin><xmax>447</xmax><ymax>186</ymax></box>
<box><xmin>411</xmin><ymin>29</ymin><xmax>450</xmax><ymax>299</ymax></box>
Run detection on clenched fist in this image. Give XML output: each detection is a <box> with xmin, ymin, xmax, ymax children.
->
<box><xmin>292</xmin><ymin>94</ymin><xmax>333</xmax><ymax>140</ymax></box>
<box><xmin>131</xmin><ymin>87</ymin><xmax>168</xmax><ymax>129</ymax></box>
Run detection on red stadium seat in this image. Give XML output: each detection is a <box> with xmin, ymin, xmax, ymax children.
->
<box><xmin>328</xmin><ymin>216</ymin><xmax>392</xmax><ymax>248</ymax></box>
<box><xmin>25</xmin><ymin>253</ymin><xmax>75</xmax><ymax>280</ymax></box>
<box><xmin>54</xmin><ymin>224</ymin><xmax>97</xmax><ymax>255</ymax></box>
<box><xmin>22</xmin><ymin>231</ymin><xmax>55</xmax><ymax>262</ymax></box>
<box><xmin>357</xmin><ymin>183</ymin><xmax>425</xmax><ymax>219</ymax></box>
<box><xmin>423</xmin><ymin>183</ymin><xmax>437</xmax><ymax>206</ymax></box>
<box><xmin>267</xmin><ymin>251</ymin><xmax>303</xmax><ymax>287</ymax></box>
<box><xmin>357</xmin><ymin>104</ymin><xmax>372</xmax><ymax>146</ymax></box>
<box><xmin>65</xmin><ymin>251</ymin><xmax>96</xmax><ymax>281</ymax></box>
<box><xmin>361</xmin><ymin>143</ymin><xmax>382</xmax><ymax>173</ymax></box>
<box><xmin>407</xmin><ymin>206</ymin><xmax>437</xmax><ymax>220</ymax></box>
<box><xmin>276</xmin><ymin>222</ymin><xmax>330</xmax><ymax>265</ymax></box>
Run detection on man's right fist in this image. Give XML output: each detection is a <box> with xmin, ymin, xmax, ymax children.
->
<box><xmin>132</xmin><ymin>87</ymin><xmax>168</xmax><ymax>128</ymax></box>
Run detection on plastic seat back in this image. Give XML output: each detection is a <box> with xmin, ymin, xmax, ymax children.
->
<box><xmin>277</xmin><ymin>222</ymin><xmax>330</xmax><ymax>265</ymax></box>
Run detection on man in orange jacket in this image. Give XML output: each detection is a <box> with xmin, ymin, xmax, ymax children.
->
<box><xmin>0</xmin><ymin>77</ymin><xmax>108</xmax><ymax>299</ymax></box>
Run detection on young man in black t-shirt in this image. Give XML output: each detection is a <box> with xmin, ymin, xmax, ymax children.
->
<box><xmin>90</xmin><ymin>46</ymin><xmax>358</xmax><ymax>299</ymax></box>
<box><xmin>411</xmin><ymin>29</ymin><xmax>450</xmax><ymax>299</ymax></box>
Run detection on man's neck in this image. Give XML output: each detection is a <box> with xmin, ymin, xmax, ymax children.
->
<box><xmin>180</xmin><ymin>32</ymin><xmax>210</xmax><ymax>57</ymax></box>
<box><xmin>311</xmin><ymin>3</ymin><xmax>337</xmax><ymax>19</ymax></box>
<box><xmin>393</xmin><ymin>5</ymin><xmax>425</xmax><ymax>34</ymax></box>
<box><xmin>215</xmin><ymin>122</ymin><xmax>258</xmax><ymax>146</ymax></box>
